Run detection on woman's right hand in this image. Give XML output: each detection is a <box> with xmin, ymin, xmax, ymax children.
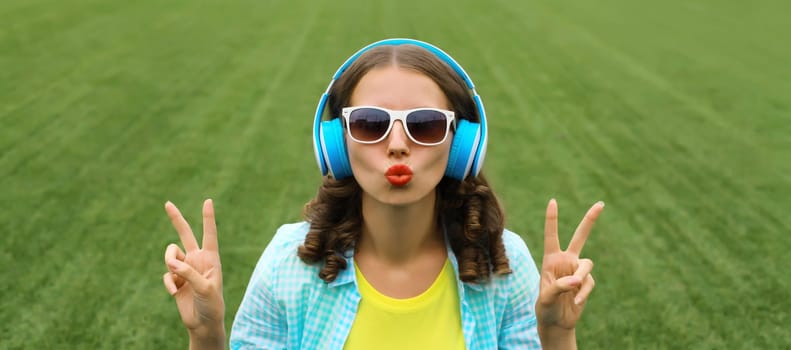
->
<box><xmin>162</xmin><ymin>199</ymin><xmax>226</xmax><ymax>349</ymax></box>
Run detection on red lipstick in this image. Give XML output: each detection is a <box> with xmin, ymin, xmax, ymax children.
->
<box><xmin>385</xmin><ymin>164</ymin><xmax>413</xmax><ymax>186</ymax></box>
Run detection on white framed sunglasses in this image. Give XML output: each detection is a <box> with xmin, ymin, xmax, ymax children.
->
<box><xmin>341</xmin><ymin>106</ymin><xmax>456</xmax><ymax>146</ymax></box>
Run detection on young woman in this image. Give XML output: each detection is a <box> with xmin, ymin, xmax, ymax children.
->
<box><xmin>162</xmin><ymin>39</ymin><xmax>604</xmax><ymax>350</ymax></box>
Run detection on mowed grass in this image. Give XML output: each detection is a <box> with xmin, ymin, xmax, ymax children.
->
<box><xmin>1</xmin><ymin>0</ymin><xmax>789</xmax><ymax>348</ymax></box>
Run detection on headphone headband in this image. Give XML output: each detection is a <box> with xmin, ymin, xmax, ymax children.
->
<box><xmin>312</xmin><ymin>38</ymin><xmax>488</xmax><ymax>179</ymax></box>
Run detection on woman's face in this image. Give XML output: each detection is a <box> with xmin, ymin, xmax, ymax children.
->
<box><xmin>346</xmin><ymin>65</ymin><xmax>452</xmax><ymax>207</ymax></box>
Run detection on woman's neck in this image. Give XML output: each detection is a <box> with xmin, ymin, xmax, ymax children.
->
<box><xmin>357</xmin><ymin>191</ymin><xmax>444</xmax><ymax>265</ymax></box>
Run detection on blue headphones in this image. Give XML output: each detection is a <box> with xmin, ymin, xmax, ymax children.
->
<box><xmin>312</xmin><ymin>38</ymin><xmax>488</xmax><ymax>181</ymax></box>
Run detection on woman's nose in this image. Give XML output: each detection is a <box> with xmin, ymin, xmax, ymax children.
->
<box><xmin>387</xmin><ymin>121</ymin><xmax>410</xmax><ymax>157</ymax></box>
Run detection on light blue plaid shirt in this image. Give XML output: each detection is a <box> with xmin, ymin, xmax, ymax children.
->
<box><xmin>230</xmin><ymin>222</ymin><xmax>542</xmax><ymax>349</ymax></box>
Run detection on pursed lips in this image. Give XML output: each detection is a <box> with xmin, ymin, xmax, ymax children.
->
<box><xmin>385</xmin><ymin>164</ymin><xmax>413</xmax><ymax>186</ymax></box>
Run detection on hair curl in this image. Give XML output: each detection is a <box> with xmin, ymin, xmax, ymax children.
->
<box><xmin>297</xmin><ymin>44</ymin><xmax>512</xmax><ymax>283</ymax></box>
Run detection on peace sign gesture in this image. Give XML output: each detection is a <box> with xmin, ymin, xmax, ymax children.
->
<box><xmin>162</xmin><ymin>199</ymin><xmax>226</xmax><ymax>348</ymax></box>
<box><xmin>536</xmin><ymin>199</ymin><xmax>604</xmax><ymax>337</ymax></box>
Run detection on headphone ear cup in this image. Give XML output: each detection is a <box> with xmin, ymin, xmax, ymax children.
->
<box><xmin>319</xmin><ymin>119</ymin><xmax>353</xmax><ymax>179</ymax></box>
<box><xmin>445</xmin><ymin>119</ymin><xmax>481</xmax><ymax>180</ymax></box>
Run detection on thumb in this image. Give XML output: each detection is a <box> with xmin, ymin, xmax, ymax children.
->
<box><xmin>541</xmin><ymin>275</ymin><xmax>582</xmax><ymax>304</ymax></box>
<box><xmin>167</xmin><ymin>258</ymin><xmax>211</xmax><ymax>295</ymax></box>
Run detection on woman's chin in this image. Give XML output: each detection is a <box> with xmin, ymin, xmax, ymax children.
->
<box><xmin>362</xmin><ymin>184</ymin><xmax>435</xmax><ymax>208</ymax></box>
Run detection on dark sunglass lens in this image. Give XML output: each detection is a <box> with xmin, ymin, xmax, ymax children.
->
<box><xmin>406</xmin><ymin>110</ymin><xmax>448</xmax><ymax>144</ymax></box>
<box><xmin>348</xmin><ymin>108</ymin><xmax>391</xmax><ymax>142</ymax></box>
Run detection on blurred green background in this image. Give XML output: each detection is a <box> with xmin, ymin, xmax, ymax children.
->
<box><xmin>1</xmin><ymin>0</ymin><xmax>789</xmax><ymax>348</ymax></box>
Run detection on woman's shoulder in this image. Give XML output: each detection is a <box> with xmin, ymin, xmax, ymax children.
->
<box><xmin>267</xmin><ymin>221</ymin><xmax>312</xmax><ymax>252</ymax></box>
<box><xmin>248</xmin><ymin>221</ymin><xmax>320</xmax><ymax>288</ymax></box>
<box><xmin>460</xmin><ymin>228</ymin><xmax>539</xmax><ymax>304</ymax></box>
<box><xmin>494</xmin><ymin>228</ymin><xmax>540</xmax><ymax>289</ymax></box>
<box><xmin>501</xmin><ymin>228</ymin><xmax>536</xmax><ymax>265</ymax></box>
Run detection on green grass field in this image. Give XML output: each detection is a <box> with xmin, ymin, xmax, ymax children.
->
<box><xmin>2</xmin><ymin>0</ymin><xmax>789</xmax><ymax>348</ymax></box>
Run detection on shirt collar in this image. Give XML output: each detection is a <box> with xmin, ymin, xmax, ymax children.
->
<box><xmin>328</xmin><ymin>248</ymin><xmax>357</xmax><ymax>288</ymax></box>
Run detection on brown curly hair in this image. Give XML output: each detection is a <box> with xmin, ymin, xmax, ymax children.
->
<box><xmin>297</xmin><ymin>44</ymin><xmax>512</xmax><ymax>283</ymax></box>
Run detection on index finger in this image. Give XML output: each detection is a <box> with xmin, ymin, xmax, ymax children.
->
<box><xmin>567</xmin><ymin>201</ymin><xmax>605</xmax><ymax>256</ymax></box>
<box><xmin>202</xmin><ymin>199</ymin><xmax>218</xmax><ymax>252</ymax></box>
<box><xmin>544</xmin><ymin>199</ymin><xmax>561</xmax><ymax>254</ymax></box>
<box><xmin>165</xmin><ymin>201</ymin><xmax>199</xmax><ymax>252</ymax></box>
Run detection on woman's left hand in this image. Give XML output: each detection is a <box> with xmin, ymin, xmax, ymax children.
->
<box><xmin>536</xmin><ymin>199</ymin><xmax>604</xmax><ymax>337</ymax></box>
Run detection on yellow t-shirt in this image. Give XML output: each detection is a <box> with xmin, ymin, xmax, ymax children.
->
<box><xmin>344</xmin><ymin>259</ymin><xmax>465</xmax><ymax>350</ymax></box>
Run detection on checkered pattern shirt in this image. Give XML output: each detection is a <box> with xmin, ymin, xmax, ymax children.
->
<box><xmin>230</xmin><ymin>222</ymin><xmax>542</xmax><ymax>349</ymax></box>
